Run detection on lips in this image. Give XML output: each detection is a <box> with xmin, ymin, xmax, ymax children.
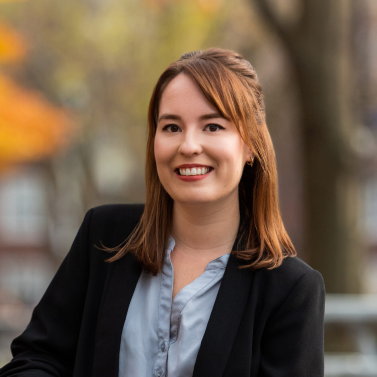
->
<box><xmin>175</xmin><ymin>163</ymin><xmax>212</xmax><ymax>174</ymax></box>
<box><xmin>174</xmin><ymin>167</ymin><xmax>213</xmax><ymax>181</ymax></box>
<box><xmin>175</xmin><ymin>163</ymin><xmax>213</xmax><ymax>169</ymax></box>
<box><xmin>179</xmin><ymin>167</ymin><xmax>211</xmax><ymax>176</ymax></box>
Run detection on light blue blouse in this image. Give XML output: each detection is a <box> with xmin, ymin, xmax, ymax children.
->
<box><xmin>118</xmin><ymin>236</ymin><xmax>230</xmax><ymax>377</ymax></box>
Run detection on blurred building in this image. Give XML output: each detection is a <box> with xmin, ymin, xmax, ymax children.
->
<box><xmin>359</xmin><ymin>0</ymin><xmax>377</xmax><ymax>294</ymax></box>
<box><xmin>0</xmin><ymin>132</ymin><xmax>142</xmax><ymax>365</ymax></box>
<box><xmin>0</xmin><ymin>164</ymin><xmax>53</xmax><ymax>365</ymax></box>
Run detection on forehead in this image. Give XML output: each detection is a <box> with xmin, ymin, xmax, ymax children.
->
<box><xmin>158</xmin><ymin>73</ymin><xmax>218</xmax><ymax>116</ymax></box>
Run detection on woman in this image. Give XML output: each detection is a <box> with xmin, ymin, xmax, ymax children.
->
<box><xmin>0</xmin><ymin>48</ymin><xmax>325</xmax><ymax>377</ymax></box>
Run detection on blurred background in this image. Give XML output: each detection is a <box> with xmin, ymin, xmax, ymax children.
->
<box><xmin>0</xmin><ymin>0</ymin><xmax>376</xmax><ymax>375</ymax></box>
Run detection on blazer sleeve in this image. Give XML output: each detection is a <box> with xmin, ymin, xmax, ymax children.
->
<box><xmin>0</xmin><ymin>208</ymin><xmax>94</xmax><ymax>377</ymax></box>
<box><xmin>258</xmin><ymin>268</ymin><xmax>326</xmax><ymax>377</ymax></box>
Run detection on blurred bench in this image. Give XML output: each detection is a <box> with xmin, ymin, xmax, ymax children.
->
<box><xmin>325</xmin><ymin>294</ymin><xmax>377</xmax><ymax>377</ymax></box>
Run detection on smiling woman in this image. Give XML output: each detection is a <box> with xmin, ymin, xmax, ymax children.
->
<box><xmin>155</xmin><ymin>73</ymin><xmax>250</xmax><ymax>206</ymax></box>
<box><xmin>0</xmin><ymin>48</ymin><xmax>325</xmax><ymax>377</ymax></box>
<box><xmin>107</xmin><ymin>48</ymin><xmax>297</xmax><ymax>275</ymax></box>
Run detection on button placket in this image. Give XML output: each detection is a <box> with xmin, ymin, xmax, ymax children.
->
<box><xmin>169</xmin><ymin>266</ymin><xmax>220</xmax><ymax>344</ymax></box>
<box><xmin>152</xmin><ymin>237</ymin><xmax>175</xmax><ymax>376</ymax></box>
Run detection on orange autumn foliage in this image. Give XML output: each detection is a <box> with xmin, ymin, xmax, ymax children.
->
<box><xmin>0</xmin><ymin>11</ymin><xmax>76</xmax><ymax>173</ymax></box>
<box><xmin>0</xmin><ymin>22</ymin><xmax>27</xmax><ymax>62</ymax></box>
<box><xmin>0</xmin><ymin>74</ymin><xmax>75</xmax><ymax>171</ymax></box>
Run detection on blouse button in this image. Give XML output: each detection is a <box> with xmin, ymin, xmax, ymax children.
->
<box><xmin>156</xmin><ymin>367</ymin><xmax>163</xmax><ymax>376</ymax></box>
<box><xmin>160</xmin><ymin>342</ymin><xmax>165</xmax><ymax>352</ymax></box>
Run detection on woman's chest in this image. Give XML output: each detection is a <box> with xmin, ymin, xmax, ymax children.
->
<box><xmin>170</xmin><ymin>255</ymin><xmax>208</xmax><ymax>299</ymax></box>
<box><xmin>170</xmin><ymin>246</ymin><xmax>230</xmax><ymax>299</ymax></box>
<box><xmin>119</xmin><ymin>259</ymin><xmax>227</xmax><ymax>377</ymax></box>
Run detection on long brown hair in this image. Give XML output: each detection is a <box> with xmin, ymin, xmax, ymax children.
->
<box><xmin>104</xmin><ymin>48</ymin><xmax>296</xmax><ymax>274</ymax></box>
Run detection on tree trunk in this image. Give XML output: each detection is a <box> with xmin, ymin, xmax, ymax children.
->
<box><xmin>254</xmin><ymin>0</ymin><xmax>361</xmax><ymax>293</ymax></box>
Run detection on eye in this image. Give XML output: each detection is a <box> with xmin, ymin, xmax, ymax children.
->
<box><xmin>162</xmin><ymin>124</ymin><xmax>181</xmax><ymax>133</ymax></box>
<box><xmin>204</xmin><ymin>124</ymin><xmax>225</xmax><ymax>132</ymax></box>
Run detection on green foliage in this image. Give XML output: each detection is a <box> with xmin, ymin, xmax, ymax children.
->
<box><xmin>1</xmin><ymin>0</ymin><xmax>265</xmax><ymax>161</ymax></box>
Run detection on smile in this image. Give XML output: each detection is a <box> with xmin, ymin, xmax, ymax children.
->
<box><xmin>178</xmin><ymin>167</ymin><xmax>210</xmax><ymax>176</ymax></box>
<box><xmin>174</xmin><ymin>165</ymin><xmax>213</xmax><ymax>181</ymax></box>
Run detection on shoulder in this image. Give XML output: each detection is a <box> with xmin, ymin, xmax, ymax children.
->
<box><xmin>257</xmin><ymin>255</ymin><xmax>323</xmax><ymax>286</ymax></box>
<box><xmin>89</xmin><ymin>203</ymin><xmax>145</xmax><ymax>226</ymax></box>
<box><xmin>84</xmin><ymin>203</ymin><xmax>145</xmax><ymax>248</ymax></box>
<box><xmin>252</xmin><ymin>256</ymin><xmax>325</xmax><ymax>311</ymax></box>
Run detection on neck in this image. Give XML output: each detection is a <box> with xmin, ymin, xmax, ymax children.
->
<box><xmin>170</xmin><ymin>194</ymin><xmax>240</xmax><ymax>258</ymax></box>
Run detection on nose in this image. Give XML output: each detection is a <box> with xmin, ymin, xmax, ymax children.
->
<box><xmin>178</xmin><ymin>128</ymin><xmax>202</xmax><ymax>156</ymax></box>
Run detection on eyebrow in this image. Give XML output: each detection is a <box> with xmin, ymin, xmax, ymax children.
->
<box><xmin>157</xmin><ymin>112</ymin><xmax>225</xmax><ymax>123</ymax></box>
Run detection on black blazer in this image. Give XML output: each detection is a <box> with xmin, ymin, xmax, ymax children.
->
<box><xmin>0</xmin><ymin>204</ymin><xmax>325</xmax><ymax>377</ymax></box>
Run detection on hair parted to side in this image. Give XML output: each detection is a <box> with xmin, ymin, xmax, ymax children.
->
<box><xmin>103</xmin><ymin>47</ymin><xmax>296</xmax><ymax>275</ymax></box>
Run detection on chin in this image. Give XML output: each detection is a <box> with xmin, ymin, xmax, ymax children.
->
<box><xmin>169</xmin><ymin>191</ymin><xmax>220</xmax><ymax>206</ymax></box>
<box><xmin>175</xmin><ymin>198</ymin><xmax>215</xmax><ymax>206</ymax></box>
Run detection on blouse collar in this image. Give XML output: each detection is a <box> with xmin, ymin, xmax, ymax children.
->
<box><xmin>166</xmin><ymin>235</ymin><xmax>230</xmax><ymax>271</ymax></box>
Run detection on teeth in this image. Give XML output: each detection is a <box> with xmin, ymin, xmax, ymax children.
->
<box><xmin>179</xmin><ymin>167</ymin><xmax>210</xmax><ymax>176</ymax></box>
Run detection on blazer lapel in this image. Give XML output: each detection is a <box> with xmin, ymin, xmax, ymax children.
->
<box><xmin>193</xmin><ymin>251</ymin><xmax>255</xmax><ymax>377</ymax></box>
<box><xmin>92</xmin><ymin>252</ymin><xmax>142</xmax><ymax>377</ymax></box>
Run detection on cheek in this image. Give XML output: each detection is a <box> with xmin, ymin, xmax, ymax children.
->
<box><xmin>154</xmin><ymin>137</ymin><xmax>162</xmax><ymax>163</ymax></box>
<box><xmin>154</xmin><ymin>136</ymin><xmax>167</xmax><ymax>162</ymax></box>
<box><xmin>154</xmin><ymin>135</ymin><xmax>174</xmax><ymax>173</ymax></box>
<box><xmin>212</xmin><ymin>137</ymin><xmax>247</xmax><ymax>169</ymax></box>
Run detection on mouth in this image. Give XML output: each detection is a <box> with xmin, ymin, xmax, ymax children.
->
<box><xmin>175</xmin><ymin>166</ymin><xmax>214</xmax><ymax>176</ymax></box>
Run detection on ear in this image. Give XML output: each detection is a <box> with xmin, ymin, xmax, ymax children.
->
<box><xmin>245</xmin><ymin>145</ymin><xmax>254</xmax><ymax>162</ymax></box>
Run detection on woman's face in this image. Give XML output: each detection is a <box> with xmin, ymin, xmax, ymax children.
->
<box><xmin>154</xmin><ymin>73</ymin><xmax>252</xmax><ymax>206</ymax></box>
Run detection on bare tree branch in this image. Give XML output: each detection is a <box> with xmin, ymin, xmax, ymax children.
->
<box><xmin>253</xmin><ymin>0</ymin><xmax>292</xmax><ymax>46</ymax></box>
